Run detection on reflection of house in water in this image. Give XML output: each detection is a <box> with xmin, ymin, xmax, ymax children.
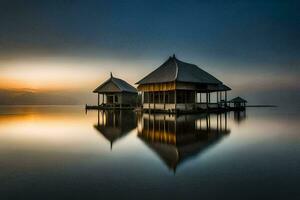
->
<box><xmin>233</xmin><ymin>111</ymin><xmax>247</xmax><ymax>124</ymax></box>
<box><xmin>137</xmin><ymin>113</ymin><xmax>230</xmax><ymax>172</ymax></box>
<box><xmin>94</xmin><ymin>110</ymin><xmax>137</xmax><ymax>149</ymax></box>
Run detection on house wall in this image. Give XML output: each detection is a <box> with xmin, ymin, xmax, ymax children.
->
<box><xmin>121</xmin><ymin>93</ymin><xmax>137</xmax><ymax>106</ymax></box>
<box><xmin>143</xmin><ymin>103</ymin><xmax>176</xmax><ymax>110</ymax></box>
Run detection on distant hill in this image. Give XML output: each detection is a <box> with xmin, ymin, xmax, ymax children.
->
<box><xmin>0</xmin><ymin>89</ymin><xmax>80</xmax><ymax>105</ymax></box>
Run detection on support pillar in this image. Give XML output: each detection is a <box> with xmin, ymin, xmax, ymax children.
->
<box><xmin>148</xmin><ymin>92</ymin><xmax>150</xmax><ymax>112</ymax></box>
<box><xmin>175</xmin><ymin>90</ymin><xmax>177</xmax><ymax>111</ymax></box>
<box><xmin>225</xmin><ymin>91</ymin><xmax>227</xmax><ymax>108</ymax></box>
<box><xmin>153</xmin><ymin>92</ymin><xmax>155</xmax><ymax>110</ymax></box>
<box><xmin>185</xmin><ymin>91</ymin><xmax>187</xmax><ymax>111</ymax></box>
<box><xmin>163</xmin><ymin>91</ymin><xmax>166</xmax><ymax>110</ymax></box>
<box><xmin>97</xmin><ymin>93</ymin><xmax>100</xmax><ymax>106</ymax></box>
<box><xmin>194</xmin><ymin>91</ymin><xmax>197</xmax><ymax>110</ymax></box>
<box><xmin>120</xmin><ymin>93</ymin><xmax>122</xmax><ymax>109</ymax></box>
<box><xmin>200</xmin><ymin>93</ymin><xmax>202</xmax><ymax>103</ymax></box>
<box><xmin>206</xmin><ymin>92</ymin><xmax>208</xmax><ymax>109</ymax></box>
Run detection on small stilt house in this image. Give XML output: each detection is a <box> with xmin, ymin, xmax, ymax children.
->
<box><xmin>229</xmin><ymin>96</ymin><xmax>247</xmax><ymax>109</ymax></box>
<box><xmin>136</xmin><ymin>55</ymin><xmax>231</xmax><ymax>112</ymax></box>
<box><xmin>93</xmin><ymin>73</ymin><xmax>137</xmax><ymax>108</ymax></box>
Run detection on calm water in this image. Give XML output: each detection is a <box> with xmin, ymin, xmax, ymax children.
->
<box><xmin>0</xmin><ymin>106</ymin><xmax>299</xmax><ymax>199</ymax></box>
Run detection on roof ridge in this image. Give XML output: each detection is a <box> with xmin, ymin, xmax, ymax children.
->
<box><xmin>173</xmin><ymin>56</ymin><xmax>179</xmax><ymax>81</ymax></box>
<box><xmin>110</xmin><ymin>77</ymin><xmax>123</xmax><ymax>91</ymax></box>
<box><xmin>135</xmin><ymin>56</ymin><xmax>174</xmax><ymax>84</ymax></box>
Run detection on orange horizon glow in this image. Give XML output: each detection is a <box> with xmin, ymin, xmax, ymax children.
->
<box><xmin>0</xmin><ymin>57</ymin><xmax>142</xmax><ymax>91</ymax></box>
<box><xmin>0</xmin><ymin>57</ymin><xmax>298</xmax><ymax>94</ymax></box>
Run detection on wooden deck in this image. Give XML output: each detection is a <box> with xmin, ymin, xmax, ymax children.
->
<box><xmin>135</xmin><ymin>106</ymin><xmax>244</xmax><ymax>115</ymax></box>
<box><xmin>85</xmin><ymin>104</ymin><xmax>136</xmax><ymax>110</ymax></box>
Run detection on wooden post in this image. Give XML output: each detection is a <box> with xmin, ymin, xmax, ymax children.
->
<box><xmin>194</xmin><ymin>91</ymin><xmax>197</xmax><ymax>110</ymax></box>
<box><xmin>163</xmin><ymin>91</ymin><xmax>166</xmax><ymax>110</ymax></box>
<box><xmin>148</xmin><ymin>92</ymin><xmax>150</xmax><ymax>112</ymax></box>
<box><xmin>217</xmin><ymin>92</ymin><xmax>219</xmax><ymax>106</ymax></box>
<box><xmin>206</xmin><ymin>92</ymin><xmax>208</xmax><ymax>109</ymax></box>
<box><xmin>158</xmin><ymin>92</ymin><xmax>160</xmax><ymax>104</ymax></box>
<box><xmin>185</xmin><ymin>91</ymin><xmax>187</xmax><ymax>111</ymax></box>
<box><xmin>97</xmin><ymin>93</ymin><xmax>100</xmax><ymax>106</ymax></box>
<box><xmin>153</xmin><ymin>91</ymin><xmax>155</xmax><ymax>110</ymax></box>
<box><xmin>200</xmin><ymin>93</ymin><xmax>202</xmax><ymax>103</ymax></box>
<box><xmin>120</xmin><ymin>93</ymin><xmax>122</xmax><ymax>109</ymax></box>
<box><xmin>220</xmin><ymin>92</ymin><xmax>223</xmax><ymax>108</ymax></box>
<box><xmin>174</xmin><ymin>90</ymin><xmax>177</xmax><ymax>111</ymax></box>
<box><xmin>225</xmin><ymin>91</ymin><xmax>227</xmax><ymax>108</ymax></box>
<box><xmin>113</xmin><ymin>95</ymin><xmax>115</xmax><ymax>109</ymax></box>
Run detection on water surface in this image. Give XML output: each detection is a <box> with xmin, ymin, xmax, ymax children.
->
<box><xmin>0</xmin><ymin>106</ymin><xmax>299</xmax><ymax>199</ymax></box>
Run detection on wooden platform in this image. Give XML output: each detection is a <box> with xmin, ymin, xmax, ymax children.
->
<box><xmin>135</xmin><ymin>106</ymin><xmax>244</xmax><ymax>115</ymax></box>
<box><xmin>85</xmin><ymin>104</ymin><xmax>136</xmax><ymax>110</ymax></box>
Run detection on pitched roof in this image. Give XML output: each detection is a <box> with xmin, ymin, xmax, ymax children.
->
<box><xmin>93</xmin><ymin>73</ymin><xmax>137</xmax><ymax>93</ymax></box>
<box><xmin>229</xmin><ymin>96</ymin><xmax>247</xmax><ymax>103</ymax></box>
<box><xmin>136</xmin><ymin>55</ymin><xmax>222</xmax><ymax>85</ymax></box>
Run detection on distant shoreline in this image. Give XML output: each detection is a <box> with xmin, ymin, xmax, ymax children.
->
<box><xmin>246</xmin><ymin>105</ymin><xmax>277</xmax><ymax>108</ymax></box>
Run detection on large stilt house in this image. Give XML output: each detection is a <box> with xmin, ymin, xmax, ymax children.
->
<box><xmin>136</xmin><ymin>55</ymin><xmax>231</xmax><ymax>112</ymax></box>
<box><xmin>93</xmin><ymin>73</ymin><xmax>137</xmax><ymax>108</ymax></box>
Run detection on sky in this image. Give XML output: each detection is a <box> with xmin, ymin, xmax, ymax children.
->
<box><xmin>0</xmin><ymin>0</ymin><xmax>299</xmax><ymax>105</ymax></box>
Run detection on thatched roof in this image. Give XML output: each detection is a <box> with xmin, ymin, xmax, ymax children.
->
<box><xmin>217</xmin><ymin>84</ymin><xmax>231</xmax><ymax>91</ymax></box>
<box><xmin>94</xmin><ymin>73</ymin><xmax>137</xmax><ymax>93</ymax></box>
<box><xmin>229</xmin><ymin>96</ymin><xmax>247</xmax><ymax>103</ymax></box>
<box><xmin>210</xmin><ymin>84</ymin><xmax>231</xmax><ymax>91</ymax></box>
<box><xmin>136</xmin><ymin>55</ymin><xmax>222</xmax><ymax>85</ymax></box>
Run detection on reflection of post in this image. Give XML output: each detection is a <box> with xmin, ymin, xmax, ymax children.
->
<box><xmin>147</xmin><ymin>114</ymin><xmax>149</xmax><ymax>134</ymax></box>
<box><xmin>153</xmin><ymin>114</ymin><xmax>155</xmax><ymax>134</ymax></box>
<box><xmin>163</xmin><ymin>115</ymin><xmax>166</xmax><ymax>135</ymax></box>
<box><xmin>153</xmin><ymin>92</ymin><xmax>155</xmax><ymax>110</ymax></box>
<box><xmin>217</xmin><ymin>114</ymin><xmax>219</xmax><ymax>132</ymax></box>
<box><xmin>148</xmin><ymin>92</ymin><xmax>150</xmax><ymax>112</ymax></box>
<box><xmin>206</xmin><ymin>115</ymin><xmax>208</xmax><ymax>130</ymax></box>
<box><xmin>225</xmin><ymin>112</ymin><xmax>227</xmax><ymax>130</ymax></box>
<box><xmin>97</xmin><ymin>109</ymin><xmax>100</xmax><ymax>126</ymax></box>
<box><xmin>220</xmin><ymin>113</ymin><xmax>223</xmax><ymax>131</ymax></box>
<box><xmin>113</xmin><ymin>111</ymin><xmax>116</xmax><ymax>127</ymax></box>
<box><xmin>208</xmin><ymin>114</ymin><xmax>211</xmax><ymax>130</ymax></box>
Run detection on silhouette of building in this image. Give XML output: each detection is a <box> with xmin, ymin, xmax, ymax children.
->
<box><xmin>137</xmin><ymin>113</ymin><xmax>230</xmax><ymax>172</ymax></box>
<box><xmin>93</xmin><ymin>73</ymin><xmax>137</xmax><ymax>108</ymax></box>
<box><xmin>136</xmin><ymin>55</ymin><xmax>231</xmax><ymax>113</ymax></box>
<box><xmin>229</xmin><ymin>96</ymin><xmax>247</xmax><ymax>109</ymax></box>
